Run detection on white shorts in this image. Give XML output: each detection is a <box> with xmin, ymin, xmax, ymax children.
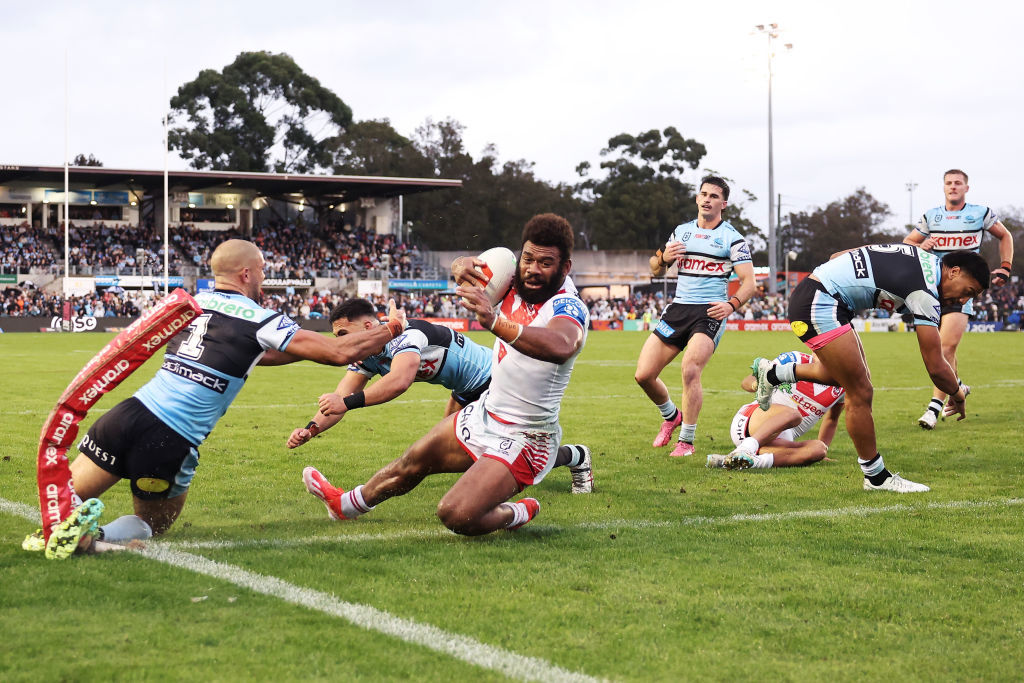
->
<box><xmin>454</xmin><ymin>401</ymin><xmax>560</xmax><ymax>488</ymax></box>
<box><xmin>730</xmin><ymin>401</ymin><xmax>796</xmax><ymax>447</ymax></box>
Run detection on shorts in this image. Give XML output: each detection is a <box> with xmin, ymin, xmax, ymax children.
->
<box><xmin>653</xmin><ymin>303</ymin><xmax>725</xmax><ymax>350</ymax></box>
<box><xmin>940</xmin><ymin>299</ymin><xmax>974</xmax><ymax>317</ymax></box>
<box><xmin>730</xmin><ymin>401</ymin><xmax>796</xmax><ymax>446</ymax></box>
<box><xmin>787</xmin><ymin>278</ymin><xmax>854</xmax><ymax>350</ymax></box>
<box><xmin>453</xmin><ymin>395</ymin><xmax>560</xmax><ymax>489</ymax></box>
<box><xmin>78</xmin><ymin>397</ymin><xmax>199</xmax><ymax>500</ymax></box>
<box><xmin>451</xmin><ymin>377</ymin><xmax>490</xmax><ymax>407</ymax></box>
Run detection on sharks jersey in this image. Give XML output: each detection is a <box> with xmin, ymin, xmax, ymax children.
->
<box><xmin>134</xmin><ymin>290</ymin><xmax>300</xmax><ymax>445</ymax></box>
<box><xmin>348</xmin><ymin>319</ymin><xmax>492</xmax><ymax>396</ymax></box>
<box><xmin>914</xmin><ymin>203</ymin><xmax>998</xmax><ymax>255</ymax></box>
<box><xmin>812</xmin><ymin>244</ymin><xmax>943</xmax><ymax>327</ymax></box>
<box><xmin>667</xmin><ymin>219</ymin><xmax>751</xmax><ymax>304</ymax></box>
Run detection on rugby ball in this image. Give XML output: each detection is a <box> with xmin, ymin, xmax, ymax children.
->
<box><xmin>470</xmin><ymin>246</ymin><xmax>517</xmax><ymax>307</ymax></box>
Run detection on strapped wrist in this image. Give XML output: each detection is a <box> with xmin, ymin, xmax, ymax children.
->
<box><xmin>343</xmin><ymin>391</ymin><xmax>366</xmax><ymax>410</ymax></box>
<box><xmin>1000</xmin><ymin>261</ymin><xmax>1012</xmax><ymax>270</ymax></box>
<box><xmin>305</xmin><ymin>421</ymin><xmax>321</xmax><ymax>436</ymax></box>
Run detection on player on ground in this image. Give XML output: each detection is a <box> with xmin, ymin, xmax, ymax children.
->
<box><xmin>634</xmin><ymin>176</ymin><xmax>756</xmax><ymax>456</ymax></box>
<box><xmin>287</xmin><ymin>297</ymin><xmax>594</xmax><ymax>493</ymax></box>
<box><xmin>753</xmin><ymin>245</ymin><xmax>990</xmax><ymax>492</ymax></box>
<box><xmin>903</xmin><ymin>169</ymin><xmax>1014</xmax><ymax>429</ymax></box>
<box><xmin>706</xmin><ymin>352</ymin><xmax>844</xmax><ymax>470</ymax></box>
<box><xmin>36</xmin><ymin>239</ymin><xmax>409</xmax><ymax>557</ymax></box>
<box><xmin>301</xmin><ymin>214</ymin><xmax>590</xmax><ymax>534</ymax></box>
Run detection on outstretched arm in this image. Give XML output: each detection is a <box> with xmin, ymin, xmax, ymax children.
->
<box><xmin>284</xmin><ymin>299</ymin><xmax>405</xmax><ymax>366</ymax></box>
<box><xmin>287</xmin><ymin>371</ymin><xmax>369</xmax><ymax>449</ymax></box>
<box><xmin>915</xmin><ymin>325</ymin><xmax>968</xmax><ymax>418</ymax></box>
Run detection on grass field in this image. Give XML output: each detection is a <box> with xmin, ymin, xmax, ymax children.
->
<box><xmin>1</xmin><ymin>328</ymin><xmax>1023</xmax><ymax>681</ymax></box>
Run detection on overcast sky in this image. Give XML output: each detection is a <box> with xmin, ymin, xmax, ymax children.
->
<box><xmin>2</xmin><ymin>0</ymin><xmax>1022</xmax><ymax>236</ymax></box>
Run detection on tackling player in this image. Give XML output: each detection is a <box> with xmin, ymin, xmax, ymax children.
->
<box><xmin>705</xmin><ymin>352</ymin><xmax>844</xmax><ymax>470</ymax></box>
<box><xmin>634</xmin><ymin>176</ymin><xmax>756</xmax><ymax>457</ymax></box>
<box><xmin>753</xmin><ymin>245</ymin><xmax>990</xmax><ymax>492</ymax></box>
<box><xmin>903</xmin><ymin>169</ymin><xmax>1014</xmax><ymax>429</ymax></box>
<box><xmin>301</xmin><ymin>214</ymin><xmax>590</xmax><ymax>535</ymax></box>
<box><xmin>36</xmin><ymin>239</ymin><xmax>409</xmax><ymax>558</ymax></box>
<box><xmin>287</xmin><ymin>297</ymin><xmax>594</xmax><ymax>493</ymax></box>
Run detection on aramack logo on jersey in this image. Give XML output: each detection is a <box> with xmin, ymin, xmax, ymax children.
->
<box><xmin>162</xmin><ymin>358</ymin><xmax>228</xmax><ymax>393</ymax></box>
<box><xmin>678</xmin><ymin>255</ymin><xmax>730</xmax><ymax>277</ymax></box>
<box><xmin>850</xmin><ymin>250</ymin><xmax>868</xmax><ymax>279</ymax></box>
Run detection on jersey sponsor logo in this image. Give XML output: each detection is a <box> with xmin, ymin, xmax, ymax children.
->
<box><xmin>918</xmin><ymin>250</ymin><xmax>938</xmax><ymax>287</ymax></box>
<box><xmin>198</xmin><ymin>295</ymin><xmax>261</xmax><ymax>320</ymax></box>
<box><xmin>161</xmin><ymin>358</ymin><xmax>229</xmax><ymax>393</ymax></box>
<box><xmin>850</xmin><ymin>250</ymin><xmax>868</xmax><ymax>278</ymax></box>
<box><xmin>417</xmin><ymin>357</ymin><xmax>440</xmax><ymax>379</ymax></box>
<box><xmin>679</xmin><ymin>256</ymin><xmax>728</xmax><ymax>274</ymax></box>
<box><xmin>932</xmin><ymin>233</ymin><xmax>981</xmax><ymax>250</ymax></box>
<box><xmin>552</xmin><ymin>297</ymin><xmax>587</xmax><ymax>326</ymax></box>
<box><xmin>878</xmin><ymin>298</ymin><xmax>895</xmax><ymax>312</ymax></box>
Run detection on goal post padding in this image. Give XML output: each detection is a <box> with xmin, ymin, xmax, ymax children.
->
<box><xmin>37</xmin><ymin>288</ymin><xmax>203</xmax><ymax>541</ymax></box>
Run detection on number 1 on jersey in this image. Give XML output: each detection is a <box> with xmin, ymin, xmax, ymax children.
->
<box><xmin>177</xmin><ymin>313</ymin><xmax>212</xmax><ymax>360</ymax></box>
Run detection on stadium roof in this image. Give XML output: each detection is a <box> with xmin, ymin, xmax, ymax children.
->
<box><xmin>0</xmin><ymin>164</ymin><xmax>461</xmax><ymax>202</ymax></box>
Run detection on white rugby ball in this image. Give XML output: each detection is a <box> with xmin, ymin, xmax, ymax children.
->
<box><xmin>471</xmin><ymin>246</ymin><xmax>517</xmax><ymax>307</ymax></box>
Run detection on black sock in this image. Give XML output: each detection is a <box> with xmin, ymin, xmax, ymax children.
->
<box><xmin>867</xmin><ymin>468</ymin><xmax>892</xmax><ymax>486</ymax></box>
<box><xmin>555</xmin><ymin>445</ymin><xmax>586</xmax><ymax>468</ymax></box>
<box><xmin>767</xmin><ymin>366</ymin><xmax>780</xmax><ymax>385</ymax></box>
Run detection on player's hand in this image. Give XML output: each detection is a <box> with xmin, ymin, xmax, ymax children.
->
<box><xmin>663</xmin><ymin>241</ymin><xmax>686</xmax><ymax>266</ymax></box>
<box><xmin>386</xmin><ymin>298</ymin><xmax>407</xmax><ymax>337</ymax></box>
<box><xmin>452</xmin><ymin>256</ymin><xmax>488</xmax><ymax>288</ymax></box>
<box><xmin>287</xmin><ymin>427</ymin><xmax>313</xmax><ymax>449</ymax></box>
<box><xmin>944</xmin><ymin>392</ymin><xmax>967</xmax><ymax>421</ymax></box>
<box><xmin>920</xmin><ymin>237</ymin><xmax>937</xmax><ymax>251</ymax></box>
<box><xmin>318</xmin><ymin>393</ymin><xmax>348</xmax><ymax>416</ymax></box>
<box><xmin>990</xmin><ymin>267</ymin><xmax>1011</xmax><ymax>286</ymax></box>
<box><xmin>454</xmin><ymin>283</ymin><xmax>494</xmax><ymax>326</ymax></box>
<box><xmin>707</xmin><ymin>300</ymin><xmax>733</xmax><ymax>321</ymax></box>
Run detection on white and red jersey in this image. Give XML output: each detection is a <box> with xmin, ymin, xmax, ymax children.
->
<box><xmin>481</xmin><ymin>276</ymin><xmax>589</xmax><ymax>427</ymax></box>
<box><xmin>771</xmin><ymin>351</ymin><xmax>845</xmax><ymax>438</ymax></box>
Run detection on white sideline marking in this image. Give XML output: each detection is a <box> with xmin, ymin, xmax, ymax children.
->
<box><xmin>0</xmin><ymin>496</ymin><xmax>599</xmax><ymax>683</ymax></box>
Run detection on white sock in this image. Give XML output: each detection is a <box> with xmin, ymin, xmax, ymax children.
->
<box><xmin>772</xmin><ymin>360</ymin><xmax>797</xmax><ymax>383</ymax></box>
<box><xmin>657</xmin><ymin>400</ymin><xmax>678</xmax><ymax>421</ymax></box>
<box><xmin>736</xmin><ymin>436</ymin><xmax>760</xmax><ymax>455</ymax></box>
<box><xmin>679</xmin><ymin>423</ymin><xmax>697</xmax><ymax>443</ymax></box>
<box><xmin>751</xmin><ymin>453</ymin><xmax>775</xmax><ymax>469</ymax></box>
<box><xmin>560</xmin><ymin>445</ymin><xmax>587</xmax><ymax>468</ymax></box>
<box><xmin>339</xmin><ymin>485</ymin><xmax>374</xmax><ymax>519</ymax></box>
<box><xmin>99</xmin><ymin>515</ymin><xmax>153</xmax><ymax>542</ymax></box>
<box><xmin>502</xmin><ymin>501</ymin><xmax>529</xmax><ymax>528</ymax></box>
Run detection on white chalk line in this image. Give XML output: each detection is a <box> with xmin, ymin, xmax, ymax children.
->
<box><xmin>0</xmin><ymin>496</ymin><xmax>599</xmax><ymax>683</ymax></box>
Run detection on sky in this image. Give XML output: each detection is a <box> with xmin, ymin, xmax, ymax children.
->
<box><xmin>2</xmin><ymin>0</ymin><xmax>1022</xmax><ymax>237</ymax></box>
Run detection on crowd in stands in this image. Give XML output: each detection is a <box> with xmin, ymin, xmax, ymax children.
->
<box><xmin>1</xmin><ymin>223</ymin><xmax>61</xmax><ymax>271</ymax></box>
<box><xmin>1</xmin><ymin>286</ymin><xmax>154</xmax><ymax>318</ymax></box>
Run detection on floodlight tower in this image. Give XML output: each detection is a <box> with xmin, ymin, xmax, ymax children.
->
<box><xmin>906</xmin><ymin>181</ymin><xmax>918</xmax><ymax>227</ymax></box>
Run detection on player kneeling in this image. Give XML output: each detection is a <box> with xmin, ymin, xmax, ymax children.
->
<box><xmin>706</xmin><ymin>352</ymin><xmax>844</xmax><ymax>470</ymax></box>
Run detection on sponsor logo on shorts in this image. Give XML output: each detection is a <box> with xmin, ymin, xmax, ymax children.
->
<box><xmin>655</xmin><ymin>320</ymin><xmax>674</xmax><ymax>336</ymax></box>
<box><xmin>791</xmin><ymin>320</ymin><xmax>809</xmax><ymax>336</ymax></box>
<box><xmin>850</xmin><ymin>250</ymin><xmax>868</xmax><ymax>279</ymax></box>
<box><xmin>161</xmin><ymin>359</ymin><xmax>229</xmax><ymax>393</ymax></box>
<box><xmin>136</xmin><ymin>477</ymin><xmax>170</xmax><ymax>493</ymax></box>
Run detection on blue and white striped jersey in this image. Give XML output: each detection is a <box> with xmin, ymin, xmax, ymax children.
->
<box><xmin>667</xmin><ymin>219</ymin><xmax>751</xmax><ymax>305</ymax></box>
<box><xmin>914</xmin><ymin>203</ymin><xmax>998</xmax><ymax>255</ymax></box>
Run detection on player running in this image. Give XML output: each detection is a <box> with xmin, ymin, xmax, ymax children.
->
<box><xmin>301</xmin><ymin>214</ymin><xmax>590</xmax><ymax>535</ymax></box>
<box><xmin>634</xmin><ymin>176</ymin><xmax>756</xmax><ymax>457</ymax></box>
<box><xmin>753</xmin><ymin>245</ymin><xmax>990</xmax><ymax>492</ymax></box>
<box><xmin>35</xmin><ymin>239</ymin><xmax>409</xmax><ymax>558</ymax></box>
<box><xmin>903</xmin><ymin>169</ymin><xmax>1014</xmax><ymax>429</ymax></box>
<box><xmin>287</xmin><ymin>297</ymin><xmax>594</xmax><ymax>493</ymax></box>
<box><xmin>706</xmin><ymin>352</ymin><xmax>844</xmax><ymax>470</ymax></box>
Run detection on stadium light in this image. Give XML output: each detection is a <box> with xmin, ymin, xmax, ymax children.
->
<box><xmin>754</xmin><ymin>23</ymin><xmax>793</xmax><ymax>295</ymax></box>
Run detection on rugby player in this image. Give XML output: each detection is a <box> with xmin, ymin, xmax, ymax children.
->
<box><xmin>903</xmin><ymin>169</ymin><xmax>1014</xmax><ymax>429</ymax></box>
<box><xmin>753</xmin><ymin>245</ymin><xmax>990</xmax><ymax>492</ymax></box>
<box><xmin>287</xmin><ymin>297</ymin><xmax>594</xmax><ymax>493</ymax></box>
<box><xmin>706</xmin><ymin>351</ymin><xmax>844</xmax><ymax>470</ymax></box>
<box><xmin>301</xmin><ymin>214</ymin><xmax>590</xmax><ymax>534</ymax></box>
<box><xmin>37</xmin><ymin>239</ymin><xmax>409</xmax><ymax>557</ymax></box>
<box><xmin>634</xmin><ymin>176</ymin><xmax>756</xmax><ymax>457</ymax></box>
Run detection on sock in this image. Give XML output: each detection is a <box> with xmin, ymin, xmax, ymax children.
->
<box><xmin>736</xmin><ymin>436</ymin><xmax>760</xmax><ymax>456</ymax></box>
<box><xmin>339</xmin><ymin>485</ymin><xmax>375</xmax><ymax>519</ymax></box>
<box><xmin>767</xmin><ymin>361</ymin><xmax>796</xmax><ymax>385</ymax></box>
<box><xmin>858</xmin><ymin>453</ymin><xmax>891</xmax><ymax>485</ymax></box>
<box><xmin>926</xmin><ymin>398</ymin><xmax>943</xmax><ymax>417</ymax></box>
<box><xmin>99</xmin><ymin>515</ymin><xmax>153</xmax><ymax>543</ymax></box>
<box><xmin>556</xmin><ymin>445</ymin><xmax>586</xmax><ymax>468</ymax></box>
<box><xmin>751</xmin><ymin>453</ymin><xmax>774</xmax><ymax>469</ymax></box>
<box><xmin>657</xmin><ymin>400</ymin><xmax>678</xmax><ymax>421</ymax></box>
<box><xmin>502</xmin><ymin>501</ymin><xmax>530</xmax><ymax>528</ymax></box>
<box><xmin>679</xmin><ymin>423</ymin><xmax>697</xmax><ymax>443</ymax></box>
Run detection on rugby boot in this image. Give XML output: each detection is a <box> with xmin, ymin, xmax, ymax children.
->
<box><xmin>652</xmin><ymin>411</ymin><xmax>682</xmax><ymax>447</ymax></box>
<box><xmin>45</xmin><ymin>498</ymin><xmax>105</xmax><ymax>560</ymax></box>
<box><xmin>302</xmin><ymin>467</ymin><xmax>347</xmax><ymax>520</ymax></box>
<box><xmin>568</xmin><ymin>446</ymin><xmax>594</xmax><ymax>494</ymax></box>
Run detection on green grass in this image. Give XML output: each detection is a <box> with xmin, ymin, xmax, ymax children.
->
<box><xmin>1</xmin><ymin>329</ymin><xmax>1023</xmax><ymax>681</ymax></box>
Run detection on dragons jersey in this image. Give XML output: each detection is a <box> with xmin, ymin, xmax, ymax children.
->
<box><xmin>812</xmin><ymin>244</ymin><xmax>944</xmax><ymax>327</ymax></box>
<box><xmin>348</xmin><ymin>319</ymin><xmax>492</xmax><ymax>396</ymax></box>
<box><xmin>914</xmin><ymin>203</ymin><xmax>999</xmax><ymax>255</ymax></box>
<box><xmin>483</xmin><ymin>276</ymin><xmax>588</xmax><ymax>427</ymax></box>
<box><xmin>769</xmin><ymin>351</ymin><xmax>845</xmax><ymax>438</ymax></box>
<box><xmin>667</xmin><ymin>219</ymin><xmax>752</xmax><ymax>305</ymax></box>
<box><xmin>134</xmin><ymin>289</ymin><xmax>300</xmax><ymax>445</ymax></box>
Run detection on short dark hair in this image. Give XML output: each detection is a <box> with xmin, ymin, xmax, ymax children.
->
<box><xmin>942</xmin><ymin>251</ymin><xmax>990</xmax><ymax>290</ymax></box>
<box><xmin>944</xmin><ymin>168</ymin><xmax>968</xmax><ymax>183</ymax></box>
<box><xmin>522</xmin><ymin>213</ymin><xmax>574</xmax><ymax>264</ymax></box>
<box><xmin>329</xmin><ymin>297</ymin><xmax>376</xmax><ymax>323</ymax></box>
<box><xmin>700</xmin><ymin>175</ymin><xmax>730</xmax><ymax>201</ymax></box>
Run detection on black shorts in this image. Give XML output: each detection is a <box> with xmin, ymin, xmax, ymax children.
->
<box><xmin>787</xmin><ymin>278</ymin><xmax>854</xmax><ymax>348</ymax></box>
<box><xmin>78</xmin><ymin>397</ymin><xmax>199</xmax><ymax>500</ymax></box>
<box><xmin>653</xmin><ymin>303</ymin><xmax>724</xmax><ymax>350</ymax></box>
<box><xmin>452</xmin><ymin>377</ymin><xmax>490</xmax><ymax>407</ymax></box>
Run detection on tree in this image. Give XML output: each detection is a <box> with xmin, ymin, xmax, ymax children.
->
<box><xmin>780</xmin><ymin>189</ymin><xmax>897</xmax><ymax>270</ymax></box>
<box><xmin>168</xmin><ymin>51</ymin><xmax>352</xmax><ymax>173</ymax></box>
<box><xmin>330</xmin><ymin>119</ymin><xmax>427</xmax><ymax>177</ymax></box>
<box><xmin>72</xmin><ymin>154</ymin><xmax>102</xmax><ymax>167</ymax></box>
<box><xmin>575</xmin><ymin>127</ymin><xmax>708</xmax><ymax>249</ymax></box>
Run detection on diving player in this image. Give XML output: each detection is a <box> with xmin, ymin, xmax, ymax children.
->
<box><xmin>753</xmin><ymin>245</ymin><xmax>990</xmax><ymax>492</ymax></box>
<box><xmin>634</xmin><ymin>175</ymin><xmax>756</xmax><ymax>456</ymax></box>
<box><xmin>706</xmin><ymin>351</ymin><xmax>844</xmax><ymax>470</ymax></box>
<box><xmin>903</xmin><ymin>169</ymin><xmax>1014</xmax><ymax>429</ymax></box>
